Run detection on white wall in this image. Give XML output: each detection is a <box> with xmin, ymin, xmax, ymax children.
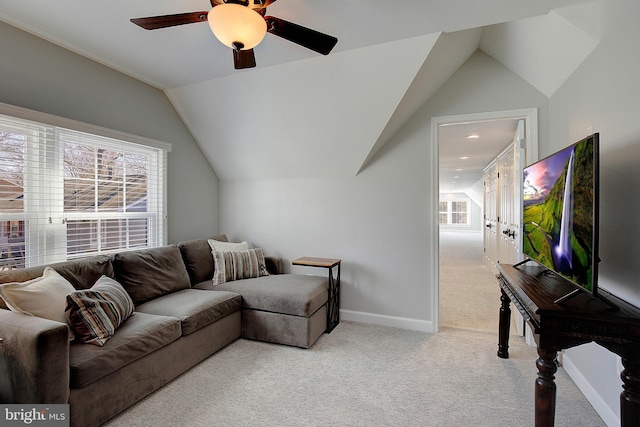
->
<box><xmin>221</xmin><ymin>49</ymin><xmax>549</xmax><ymax>331</ymax></box>
<box><xmin>546</xmin><ymin>0</ymin><xmax>640</xmax><ymax>424</ymax></box>
<box><xmin>0</xmin><ymin>21</ymin><xmax>221</xmax><ymax>243</ymax></box>
<box><xmin>221</xmin><ymin>133</ymin><xmax>435</xmax><ymax>330</ymax></box>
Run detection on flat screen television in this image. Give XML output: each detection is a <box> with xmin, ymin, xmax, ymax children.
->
<box><xmin>521</xmin><ymin>133</ymin><xmax>599</xmax><ymax>303</ymax></box>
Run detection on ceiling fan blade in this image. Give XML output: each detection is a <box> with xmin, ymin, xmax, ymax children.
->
<box><xmin>131</xmin><ymin>12</ymin><xmax>209</xmax><ymax>30</ymax></box>
<box><xmin>233</xmin><ymin>49</ymin><xmax>257</xmax><ymax>69</ymax></box>
<box><xmin>211</xmin><ymin>0</ymin><xmax>276</xmax><ymax>7</ymax></box>
<box><xmin>265</xmin><ymin>16</ymin><xmax>337</xmax><ymax>55</ymax></box>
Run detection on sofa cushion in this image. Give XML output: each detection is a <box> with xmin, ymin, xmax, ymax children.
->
<box><xmin>264</xmin><ymin>256</ymin><xmax>284</xmax><ymax>275</ymax></box>
<box><xmin>209</xmin><ymin>274</ymin><xmax>328</xmax><ymax>317</ymax></box>
<box><xmin>178</xmin><ymin>234</ymin><xmax>228</xmax><ymax>285</ymax></box>
<box><xmin>69</xmin><ymin>312</ymin><xmax>181</xmax><ymax>388</ymax></box>
<box><xmin>212</xmin><ymin>248</ymin><xmax>269</xmax><ymax>285</ymax></box>
<box><xmin>136</xmin><ymin>289</ymin><xmax>242</xmax><ymax>336</ymax></box>
<box><xmin>0</xmin><ymin>267</ymin><xmax>76</xmax><ymax>326</ymax></box>
<box><xmin>66</xmin><ymin>276</ymin><xmax>135</xmax><ymax>346</ymax></box>
<box><xmin>113</xmin><ymin>246</ymin><xmax>191</xmax><ymax>306</ymax></box>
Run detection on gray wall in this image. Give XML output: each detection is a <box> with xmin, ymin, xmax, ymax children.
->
<box><xmin>547</xmin><ymin>0</ymin><xmax>640</xmax><ymax>422</ymax></box>
<box><xmin>0</xmin><ymin>21</ymin><xmax>220</xmax><ymax>243</ymax></box>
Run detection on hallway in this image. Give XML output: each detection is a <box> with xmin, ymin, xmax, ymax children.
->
<box><xmin>439</xmin><ymin>230</ymin><xmax>501</xmax><ymax>332</ymax></box>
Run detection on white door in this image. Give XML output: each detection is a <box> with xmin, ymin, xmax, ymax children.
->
<box><xmin>483</xmin><ymin>161</ymin><xmax>499</xmax><ymax>270</ymax></box>
<box><xmin>483</xmin><ymin>120</ymin><xmax>525</xmax><ymax>269</ymax></box>
<box><xmin>504</xmin><ymin>120</ymin><xmax>525</xmax><ymax>265</ymax></box>
<box><xmin>494</xmin><ymin>120</ymin><xmax>527</xmax><ymax>338</ymax></box>
<box><xmin>496</xmin><ymin>145</ymin><xmax>523</xmax><ymax>265</ymax></box>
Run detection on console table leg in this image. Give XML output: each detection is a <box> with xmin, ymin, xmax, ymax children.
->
<box><xmin>498</xmin><ymin>288</ymin><xmax>511</xmax><ymax>359</ymax></box>
<box><xmin>535</xmin><ymin>348</ymin><xmax>558</xmax><ymax>427</ymax></box>
<box><xmin>620</xmin><ymin>357</ymin><xmax>640</xmax><ymax>426</ymax></box>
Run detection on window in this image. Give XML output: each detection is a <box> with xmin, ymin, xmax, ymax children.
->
<box><xmin>439</xmin><ymin>199</ymin><xmax>470</xmax><ymax>226</ymax></box>
<box><xmin>439</xmin><ymin>201</ymin><xmax>449</xmax><ymax>225</ymax></box>
<box><xmin>0</xmin><ymin>108</ymin><xmax>169</xmax><ymax>270</ymax></box>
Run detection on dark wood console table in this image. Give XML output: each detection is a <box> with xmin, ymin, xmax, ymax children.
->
<box><xmin>496</xmin><ymin>262</ymin><xmax>640</xmax><ymax>427</ymax></box>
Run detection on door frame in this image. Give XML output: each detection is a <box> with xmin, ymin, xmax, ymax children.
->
<box><xmin>431</xmin><ymin>108</ymin><xmax>538</xmax><ymax>333</ymax></box>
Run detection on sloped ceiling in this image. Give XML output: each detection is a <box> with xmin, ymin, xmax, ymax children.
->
<box><xmin>480</xmin><ymin>2</ymin><xmax>599</xmax><ymax>97</ymax></box>
<box><xmin>167</xmin><ymin>33</ymin><xmax>442</xmax><ymax>179</ymax></box>
<box><xmin>167</xmin><ymin>1</ymin><xmax>600</xmax><ymax>180</ymax></box>
<box><xmin>0</xmin><ymin>0</ymin><xmax>600</xmax><ymax>180</ymax></box>
<box><xmin>357</xmin><ymin>28</ymin><xmax>483</xmax><ymax>174</ymax></box>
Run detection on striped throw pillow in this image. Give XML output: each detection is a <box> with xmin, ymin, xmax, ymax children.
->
<box><xmin>65</xmin><ymin>276</ymin><xmax>134</xmax><ymax>346</ymax></box>
<box><xmin>212</xmin><ymin>248</ymin><xmax>270</xmax><ymax>285</ymax></box>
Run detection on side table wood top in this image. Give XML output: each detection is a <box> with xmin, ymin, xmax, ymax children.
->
<box><xmin>292</xmin><ymin>257</ymin><xmax>341</xmax><ymax>268</ymax></box>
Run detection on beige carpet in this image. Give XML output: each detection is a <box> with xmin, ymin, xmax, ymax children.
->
<box><xmin>103</xmin><ymin>231</ymin><xmax>605</xmax><ymax>426</ymax></box>
<box><xmin>104</xmin><ymin>322</ymin><xmax>604</xmax><ymax>427</ymax></box>
<box><xmin>439</xmin><ymin>230</ymin><xmax>501</xmax><ymax>332</ymax></box>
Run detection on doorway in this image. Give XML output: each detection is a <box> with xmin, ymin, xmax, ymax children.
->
<box><xmin>431</xmin><ymin>109</ymin><xmax>538</xmax><ymax>333</ymax></box>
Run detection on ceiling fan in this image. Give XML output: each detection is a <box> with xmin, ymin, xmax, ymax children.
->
<box><xmin>131</xmin><ymin>0</ymin><xmax>338</xmax><ymax>70</ymax></box>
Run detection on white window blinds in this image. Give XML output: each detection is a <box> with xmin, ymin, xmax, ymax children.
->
<box><xmin>0</xmin><ymin>110</ymin><xmax>168</xmax><ymax>270</ymax></box>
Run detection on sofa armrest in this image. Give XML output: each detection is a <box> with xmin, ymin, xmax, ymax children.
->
<box><xmin>264</xmin><ymin>256</ymin><xmax>283</xmax><ymax>275</ymax></box>
<box><xmin>0</xmin><ymin>309</ymin><xmax>70</xmax><ymax>404</ymax></box>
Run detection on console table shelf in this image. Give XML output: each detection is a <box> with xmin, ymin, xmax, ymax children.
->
<box><xmin>496</xmin><ymin>262</ymin><xmax>640</xmax><ymax>427</ymax></box>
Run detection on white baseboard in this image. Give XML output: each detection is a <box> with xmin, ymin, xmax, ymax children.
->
<box><xmin>562</xmin><ymin>355</ymin><xmax>619</xmax><ymax>427</ymax></box>
<box><xmin>340</xmin><ymin>310</ymin><xmax>434</xmax><ymax>333</ymax></box>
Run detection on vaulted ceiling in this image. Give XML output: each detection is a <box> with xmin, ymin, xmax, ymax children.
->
<box><xmin>0</xmin><ymin>0</ymin><xmax>599</xmax><ymax>180</ymax></box>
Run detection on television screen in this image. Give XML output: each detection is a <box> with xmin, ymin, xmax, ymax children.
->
<box><xmin>522</xmin><ymin>133</ymin><xmax>599</xmax><ymax>295</ymax></box>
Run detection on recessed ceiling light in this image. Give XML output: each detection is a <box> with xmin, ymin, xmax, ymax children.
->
<box><xmin>466</xmin><ymin>134</ymin><xmax>480</xmax><ymax>139</ymax></box>
<box><xmin>453</xmin><ymin>176</ymin><xmax>460</xmax><ymax>179</ymax></box>
<box><xmin>455</xmin><ymin>168</ymin><xmax>464</xmax><ymax>171</ymax></box>
<box><xmin>459</xmin><ymin>156</ymin><xmax>469</xmax><ymax>160</ymax></box>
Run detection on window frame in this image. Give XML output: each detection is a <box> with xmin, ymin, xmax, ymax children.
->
<box><xmin>438</xmin><ymin>198</ymin><xmax>471</xmax><ymax>226</ymax></box>
<box><xmin>0</xmin><ymin>102</ymin><xmax>171</xmax><ymax>268</ymax></box>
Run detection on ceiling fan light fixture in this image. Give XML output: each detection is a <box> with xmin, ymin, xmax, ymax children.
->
<box><xmin>208</xmin><ymin>4</ymin><xmax>267</xmax><ymax>50</ymax></box>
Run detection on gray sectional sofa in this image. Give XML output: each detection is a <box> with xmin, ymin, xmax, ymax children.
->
<box><xmin>0</xmin><ymin>235</ymin><xmax>329</xmax><ymax>426</ymax></box>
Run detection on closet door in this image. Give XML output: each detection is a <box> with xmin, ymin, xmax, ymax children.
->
<box><xmin>487</xmin><ymin>121</ymin><xmax>527</xmax><ymax>338</ymax></box>
<box><xmin>483</xmin><ymin>120</ymin><xmax>525</xmax><ymax>270</ymax></box>
<box><xmin>504</xmin><ymin>120</ymin><xmax>525</xmax><ymax>265</ymax></box>
<box><xmin>497</xmin><ymin>143</ymin><xmax>522</xmax><ymax>265</ymax></box>
<box><xmin>483</xmin><ymin>161</ymin><xmax>498</xmax><ymax>270</ymax></box>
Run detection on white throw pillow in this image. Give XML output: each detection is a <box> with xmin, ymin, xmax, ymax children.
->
<box><xmin>0</xmin><ymin>267</ymin><xmax>76</xmax><ymax>325</ymax></box>
<box><xmin>208</xmin><ymin>239</ymin><xmax>249</xmax><ymax>252</ymax></box>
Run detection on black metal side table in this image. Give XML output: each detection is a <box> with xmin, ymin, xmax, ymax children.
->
<box><xmin>292</xmin><ymin>257</ymin><xmax>341</xmax><ymax>333</ymax></box>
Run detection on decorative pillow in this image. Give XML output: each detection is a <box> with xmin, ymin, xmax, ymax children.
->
<box><xmin>65</xmin><ymin>276</ymin><xmax>134</xmax><ymax>346</ymax></box>
<box><xmin>208</xmin><ymin>239</ymin><xmax>249</xmax><ymax>253</ymax></box>
<box><xmin>0</xmin><ymin>267</ymin><xmax>76</xmax><ymax>325</ymax></box>
<box><xmin>212</xmin><ymin>248</ymin><xmax>270</xmax><ymax>285</ymax></box>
